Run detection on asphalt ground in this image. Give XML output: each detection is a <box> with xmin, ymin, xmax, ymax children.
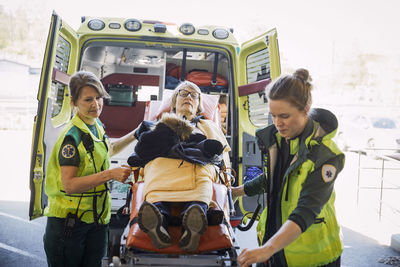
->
<box><xmin>0</xmin><ymin>130</ymin><xmax>399</xmax><ymax>266</ymax></box>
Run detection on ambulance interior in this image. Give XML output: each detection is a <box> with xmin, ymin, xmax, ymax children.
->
<box><xmin>79</xmin><ymin>44</ymin><xmax>232</xmax><ymax>211</ymax></box>
<box><xmin>78</xmin><ymin>44</ymin><xmax>238</xmax><ymax>262</ymax></box>
<box><xmin>81</xmin><ymin>45</ymin><xmax>230</xmax><ymax>137</ymax></box>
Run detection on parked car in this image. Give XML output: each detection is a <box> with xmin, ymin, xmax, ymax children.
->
<box><xmin>336</xmin><ymin>114</ymin><xmax>400</xmax><ymax>153</ymax></box>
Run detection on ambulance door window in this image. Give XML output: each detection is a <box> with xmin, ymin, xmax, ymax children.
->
<box><xmin>50</xmin><ymin>36</ymin><xmax>71</xmax><ymax>118</ymax></box>
<box><xmin>246</xmin><ymin>48</ymin><xmax>270</xmax><ymax>127</ymax></box>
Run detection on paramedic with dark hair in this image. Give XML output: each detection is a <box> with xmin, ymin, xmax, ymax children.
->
<box><xmin>132</xmin><ymin>80</ymin><xmax>231</xmax><ymax>252</ymax></box>
<box><xmin>43</xmin><ymin>71</ymin><xmax>137</xmax><ymax>267</ymax></box>
<box><xmin>232</xmin><ymin>68</ymin><xmax>344</xmax><ymax>267</ymax></box>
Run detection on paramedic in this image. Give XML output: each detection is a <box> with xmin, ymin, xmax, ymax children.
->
<box><xmin>232</xmin><ymin>69</ymin><xmax>344</xmax><ymax>267</ymax></box>
<box><xmin>133</xmin><ymin>81</ymin><xmax>231</xmax><ymax>251</ymax></box>
<box><xmin>43</xmin><ymin>71</ymin><xmax>136</xmax><ymax>267</ymax></box>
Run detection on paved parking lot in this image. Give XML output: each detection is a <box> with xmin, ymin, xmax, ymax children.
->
<box><xmin>0</xmin><ymin>130</ymin><xmax>399</xmax><ymax>266</ymax></box>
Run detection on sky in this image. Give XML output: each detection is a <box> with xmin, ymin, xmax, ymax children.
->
<box><xmin>2</xmin><ymin>0</ymin><xmax>399</xmax><ymax>62</ymax></box>
<box><xmin>1</xmin><ymin>0</ymin><xmax>400</xmax><ymax>103</ymax></box>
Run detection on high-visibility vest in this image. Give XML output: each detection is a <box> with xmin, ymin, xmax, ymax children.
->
<box><xmin>256</xmin><ymin>118</ymin><xmax>343</xmax><ymax>267</ymax></box>
<box><xmin>44</xmin><ymin>114</ymin><xmax>111</xmax><ymax>224</ymax></box>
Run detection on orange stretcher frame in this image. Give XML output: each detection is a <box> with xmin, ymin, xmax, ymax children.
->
<box><xmin>126</xmin><ymin>182</ymin><xmax>234</xmax><ymax>254</ymax></box>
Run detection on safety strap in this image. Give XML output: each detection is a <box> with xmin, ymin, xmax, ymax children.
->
<box><xmin>180</xmin><ymin>49</ymin><xmax>187</xmax><ymax>81</ymax></box>
<box><xmin>79</xmin><ymin>132</ymin><xmax>109</xmax><ymax>225</ymax></box>
<box><xmin>129</xmin><ymin>208</ymin><xmax>225</xmax><ymax>228</ymax></box>
<box><xmin>190</xmin><ymin>115</ymin><xmax>204</xmax><ymax>126</ymax></box>
<box><xmin>211</xmin><ymin>52</ymin><xmax>219</xmax><ymax>88</ymax></box>
<box><xmin>129</xmin><ymin>216</ymin><xmax>139</xmax><ymax>227</ymax></box>
<box><xmin>132</xmin><ymin>168</ymin><xmax>140</xmax><ymax>183</ymax></box>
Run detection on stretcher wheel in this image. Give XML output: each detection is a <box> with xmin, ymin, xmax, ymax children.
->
<box><xmin>112</xmin><ymin>256</ymin><xmax>121</xmax><ymax>267</ymax></box>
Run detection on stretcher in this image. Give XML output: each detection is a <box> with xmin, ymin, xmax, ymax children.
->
<box><xmin>101</xmin><ymin>90</ymin><xmax>244</xmax><ymax>266</ymax></box>
<box><xmin>103</xmin><ymin>180</ymin><xmax>240</xmax><ymax>267</ymax></box>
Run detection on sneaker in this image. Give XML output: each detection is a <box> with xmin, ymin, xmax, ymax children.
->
<box><xmin>179</xmin><ymin>204</ymin><xmax>208</xmax><ymax>251</ymax></box>
<box><xmin>138</xmin><ymin>201</ymin><xmax>171</xmax><ymax>249</ymax></box>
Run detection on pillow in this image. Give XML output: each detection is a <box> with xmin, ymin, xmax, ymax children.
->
<box><xmin>147</xmin><ymin>89</ymin><xmax>220</xmax><ymax>124</ymax></box>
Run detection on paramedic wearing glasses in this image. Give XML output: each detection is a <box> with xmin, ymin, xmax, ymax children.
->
<box><xmin>129</xmin><ymin>81</ymin><xmax>230</xmax><ymax>251</ymax></box>
<box><xmin>43</xmin><ymin>71</ymin><xmax>135</xmax><ymax>267</ymax></box>
<box><xmin>233</xmin><ymin>69</ymin><xmax>345</xmax><ymax>267</ymax></box>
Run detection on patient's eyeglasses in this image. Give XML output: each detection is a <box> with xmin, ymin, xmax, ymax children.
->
<box><xmin>178</xmin><ymin>89</ymin><xmax>199</xmax><ymax>99</ymax></box>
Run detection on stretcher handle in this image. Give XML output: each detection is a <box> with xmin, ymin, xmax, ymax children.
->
<box><xmin>227</xmin><ymin>188</ymin><xmax>236</xmax><ymax>216</ymax></box>
<box><xmin>221</xmin><ymin>162</ymin><xmax>237</xmax><ymax>216</ymax></box>
<box><xmin>222</xmin><ymin>166</ymin><xmax>236</xmax><ymax>188</ymax></box>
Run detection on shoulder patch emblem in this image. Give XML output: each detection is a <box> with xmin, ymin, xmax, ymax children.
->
<box><xmin>61</xmin><ymin>144</ymin><xmax>76</xmax><ymax>159</ymax></box>
<box><xmin>321</xmin><ymin>164</ymin><xmax>336</xmax><ymax>183</ymax></box>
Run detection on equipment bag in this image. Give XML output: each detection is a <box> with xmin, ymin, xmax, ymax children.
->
<box><xmin>186</xmin><ymin>70</ymin><xmax>228</xmax><ymax>87</ymax></box>
<box><xmin>166</xmin><ymin>63</ymin><xmax>183</xmax><ymax>79</ymax></box>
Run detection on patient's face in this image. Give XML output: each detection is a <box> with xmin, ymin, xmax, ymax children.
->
<box><xmin>175</xmin><ymin>87</ymin><xmax>200</xmax><ymax>118</ymax></box>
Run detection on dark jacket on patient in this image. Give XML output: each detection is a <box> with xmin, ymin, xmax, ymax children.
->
<box><xmin>127</xmin><ymin>113</ymin><xmax>224</xmax><ymax>168</ymax></box>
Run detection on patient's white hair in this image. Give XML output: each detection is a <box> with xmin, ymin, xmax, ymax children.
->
<box><xmin>170</xmin><ymin>80</ymin><xmax>203</xmax><ymax>114</ymax></box>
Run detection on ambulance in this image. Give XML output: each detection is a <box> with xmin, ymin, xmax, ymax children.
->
<box><xmin>29</xmin><ymin>11</ymin><xmax>281</xmax><ymax>265</ymax></box>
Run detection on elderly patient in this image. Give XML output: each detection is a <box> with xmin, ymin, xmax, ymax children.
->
<box><xmin>127</xmin><ymin>81</ymin><xmax>230</xmax><ymax>251</ymax></box>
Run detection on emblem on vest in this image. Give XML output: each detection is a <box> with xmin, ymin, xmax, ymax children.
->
<box><xmin>62</xmin><ymin>144</ymin><xmax>76</xmax><ymax>159</ymax></box>
<box><xmin>321</xmin><ymin>164</ymin><xmax>336</xmax><ymax>182</ymax></box>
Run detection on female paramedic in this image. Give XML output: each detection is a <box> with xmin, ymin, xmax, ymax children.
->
<box><xmin>43</xmin><ymin>71</ymin><xmax>135</xmax><ymax>267</ymax></box>
<box><xmin>232</xmin><ymin>69</ymin><xmax>345</xmax><ymax>267</ymax></box>
<box><xmin>128</xmin><ymin>80</ymin><xmax>231</xmax><ymax>252</ymax></box>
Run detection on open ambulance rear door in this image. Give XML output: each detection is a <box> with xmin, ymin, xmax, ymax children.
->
<box><xmin>236</xmin><ymin>28</ymin><xmax>280</xmax><ymax>220</ymax></box>
<box><xmin>29</xmin><ymin>12</ymin><xmax>78</xmax><ymax>220</ymax></box>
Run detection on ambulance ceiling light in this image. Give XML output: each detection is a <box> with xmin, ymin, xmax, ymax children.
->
<box><xmin>197</xmin><ymin>29</ymin><xmax>209</xmax><ymax>35</ymax></box>
<box><xmin>213</xmin><ymin>28</ymin><xmax>229</xmax><ymax>39</ymax></box>
<box><xmin>179</xmin><ymin>23</ymin><xmax>195</xmax><ymax>35</ymax></box>
<box><xmin>124</xmin><ymin>19</ymin><xmax>142</xmax><ymax>31</ymax></box>
<box><xmin>88</xmin><ymin>19</ymin><xmax>105</xmax><ymax>31</ymax></box>
<box><xmin>109</xmin><ymin>22</ymin><xmax>121</xmax><ymax>29</ymax></box>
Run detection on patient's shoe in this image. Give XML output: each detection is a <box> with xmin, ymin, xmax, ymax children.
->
<box><xmin>179</xmin><ymin>204</ymin><xmax>208</xmax><ymax>251</ymax></box>
<box><xmin>138</xmin><ymin>201</ymin><xmax>171</xmax><ymax>249</ymax></box>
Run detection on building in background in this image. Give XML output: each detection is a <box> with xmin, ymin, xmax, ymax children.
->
<box><xmin>0</xmin><ymin>57</ymin><xmax>40</xmax><ymax>130</ymax></box>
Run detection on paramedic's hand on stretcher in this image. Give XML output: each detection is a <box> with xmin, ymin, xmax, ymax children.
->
<box><xmin>238</xmin><ymin>220</ymin><xmax>302</xmax><ymax>267</ymax></box>
<box><xmin>109</xmin><ymin>165</ymin><xmax>132</xmax><ymax>183</ymax></box>
<box><xmin>238</xmin><ymin>247</ymin><xmax>269</xmax><ymax>267</ymax></box>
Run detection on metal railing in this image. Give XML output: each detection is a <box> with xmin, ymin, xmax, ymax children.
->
<box><xmin>353</xmin><ymin>148</ymin><xmax>400</xmax><ymax>224</ymax></box>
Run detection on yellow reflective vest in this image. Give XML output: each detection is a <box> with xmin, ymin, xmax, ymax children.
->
<box><xmin>44</xmin><ymin>114</ymin><xmax>111</xmax><ymax>224</ymax></box>
<box><xmin>255</xmin><ymin>109</ymin><xmax>344</xmax><ymax>267</ymax></box>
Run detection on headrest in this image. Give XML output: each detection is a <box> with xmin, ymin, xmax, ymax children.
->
<box><xmin>147</xmin><ymin>89</ymin><xmax>220</xmax><ymax>123</ymax></box>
